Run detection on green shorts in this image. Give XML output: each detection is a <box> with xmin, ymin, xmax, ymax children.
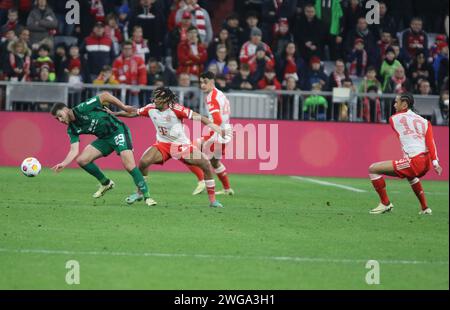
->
<box><xmin>91</xmin><ymin>124</ymin><xmax>133</xmax><ymax>156</ymax></box>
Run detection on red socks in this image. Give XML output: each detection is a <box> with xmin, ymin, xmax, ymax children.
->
<box><xmin>187</xmin><ymin>165</ymin><xmax>204</xmax><ymax>182</ymax></box>
<box><xmin>370</xmin><ymin>174</ymin><xmax>390</xmax><ymax>206</ymax></box>
<box><xmin>409</xmin><ymin>178</ymin><xmax>428</xmax><ymax>210</ymax></box>
<box><xmin>205</xmin><ymin>179</ymin><xmax>216</xmax><ymax>203</ymax></box>
<box><xmin>215</xmin><ymin>164</ymin><xmax>230</xmax><ymax>190</ymax></box>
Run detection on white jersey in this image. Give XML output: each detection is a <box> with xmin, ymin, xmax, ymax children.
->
<box><xmin>205</xmin><ymin>87</ymin><xmax>231</xmax><ymax>129</ymax></box>
<box><xmin>389</xmin><ymin>110</ymin><xmax>437</xmax><ymax>160</ymax></box>
<box><xmin>138</xmin><ymin>103</ymin><xmax>193</xmax><ymax>144</ymax></box>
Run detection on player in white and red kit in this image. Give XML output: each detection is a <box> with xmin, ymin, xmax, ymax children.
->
<box><xmin>368</xmin><ymin>93</ymin><xmax>443</xmax><ymax>215</ymax></box>
<box><xmin>189</xmin><ymin>71</ymin><xmax>234</xmax><ymax>196</ymax></box>
<box><xmin>112</xmin><ymin>87</ymin><xmax>224</xmax><ymax>208</ymax></box>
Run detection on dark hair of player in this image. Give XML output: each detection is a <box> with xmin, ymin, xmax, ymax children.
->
<box><xmin>152</xmin><ymin>86</ymin><xmax>178</xmax><ymax>108</ymax></box>
<box><xmin>51</xmin><ymin>103</ymin><xmax>68</xmax><ymax>116</ymax></box>
<box><xmin>200</xmin><ymin>71</ymin><xmax>215</xmax><ymax>80</ymax></box>
<box><xmin>400</xmin><ymin>93</ymin><xmax>415</xmax><ymax>109</ymax></box>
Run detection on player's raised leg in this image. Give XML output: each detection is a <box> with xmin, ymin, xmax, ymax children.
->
<box><xmin>368</xmin><ymin>161</ymin><xmax>396</xmax><ymax>214</ymax></box>
<box><xmin>76</xmin><ymin>144</ymin><xmax>115</xmax><ymax>198</ymax></box>
<box><xmin>210</xmin><ymin>158</ymin><xmax>234</xmax><ymax>195</ymax></box>
<box><xmin>183</xmin><ymin>150</ymin><xmax>223</xmax><ymax>208</ymax></box>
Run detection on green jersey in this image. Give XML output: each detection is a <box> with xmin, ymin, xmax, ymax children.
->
<box><xmin>67</xmin><ymin>96</ymin><xmax>125</xmax><ymax>144</ymax></box>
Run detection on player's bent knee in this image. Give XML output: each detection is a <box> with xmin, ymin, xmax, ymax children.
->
<box><xmin>368</xmin><ymin>163</ymin><xmax>378</xmax><ymax>174</ymax></box>
<box><xmin>76</xmin><ymin>156</ymin><xmax>89</xmax><ymax>167</ymax></box>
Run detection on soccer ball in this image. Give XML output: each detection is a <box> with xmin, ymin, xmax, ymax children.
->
<box><xmin>21</xmin><ymin>157</ymin><xmax>41</xmax><ymax>177</ymax></box>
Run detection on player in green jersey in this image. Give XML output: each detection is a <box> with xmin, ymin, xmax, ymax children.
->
<box><xmin>50</xmin><ymin>92</ymin><xmax>156</xmax><ymax>206</ymax></box>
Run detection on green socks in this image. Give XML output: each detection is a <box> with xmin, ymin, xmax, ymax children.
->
<box><xmin>81</xmin><ymin>162</ymin><xmax>109</xmax><ymax>185</ymax></box>
<box><xmin>129</xmin><ymin>167</ymin><xmax>150</xmax><ymax>199</ymax></box>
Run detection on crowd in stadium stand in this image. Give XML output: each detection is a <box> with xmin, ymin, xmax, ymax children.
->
<box><xmin>0</xmin><ymin>0</ymin><xmax>448</xmax><ymax>123</ymax></box>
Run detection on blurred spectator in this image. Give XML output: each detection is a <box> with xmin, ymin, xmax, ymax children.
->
<box><xmin>337</xmin><ymin>78</ymin><xmax>357</xmax><ymax>122</ymax></box>
<box><xmin>175</xmin><ymin>0</ymin><xmax>212</xmax><ymax>46</ymax></box>
<box><xmin>370</xmin><ymin>1</ymin><xmax>397</xmax><ymax>40</ymax></box>
<box><xmin>327</xmin><ymin>59</ymin><xmax>348</xmax><ymax>90</ymax></box>
<box><xmin>344</xmin><ymin>17</ymin><xmax>378</xmax><ymax>67</ymax></box>
<box><xmin>147</xmin><ymin>57</ymin><xmax>177</xmax><ymax>86</ymax></box>
<box><xmin>177</xmin><ymin>72</ymin><xmax>199</xmax><ymax>109</ymax></box>
<box><xmin>176</xmin><ymin>26</ymin><xmax>207</xmax><ymax>82</ymax></box>
<box><xmin>131</xmin><ymin>25</ymin><xmax>150</xmax><ymax>63</ymax></box>
<box><xmin>380</xmin><ymin>47</ymin><xmax>402</xmax><ymax>91</ymax></box>
<box><xmin>67</xmin><ymin>45</ymin><xmax>82</xmax><ymax>79</ymax></box>
<box><xmin>1</xmin><ymin>8</ymin><xmax>23</xmax><ymax>37</ymax></box>
<box><xmin>215</xmin><ymin>74</ymin><xmax>229</xmax><ymax>92</ymax></box>
<box><xmin>257</xmin><ymin>63</ymin><xmax>282</xmax><ymax>90</ymax></box>
<box><xmin>93</xmin><ymin>65</ymin><xmax>119</xmax><ymax>85</ymax></box>
<box><xmin>249</xmin><ymin>43</ymin><xmax>275</xmax><ymax>84</ymax></box>
<box><xmin>225</xmin><ymin>58</ymin><xmax>239</xmax><ymax>83</ymax></box>
<box><xmin>429</xmin><ymin>34</ymin><xmax>447</xmax><ymax>63</ymax></box>
<box><xmin>417</xmin><ymin>79</ymin><xmax>432</xmax><ymax>95</ymax></box>
<box><xmin>32</xmin><ymin>44</ymin><xmax>55</xmax><ymax>82</ymax></box>
<box><xmin>67</xmin><ymin>60</ymin><xmax>83</xmax><ymax>87</ymax></box>
<box><xmin>362</xmin><ymin>85</ymin><xmax>382</xmax><ymax>123</ymax></box>
<box><xmin>208</xmin><ymin>28</ymin><xmax>234</xmax><ymax>62</ymax></box>
<box><xmin>294</xmin><ymin>3</ymin><xmax>326</xmax><ymax>61</ymax></box>
<box><xmin>118</xmin><ymin>3</ymin><xmax>130</xmax><ymax>41</ymax></box>
<box><xmin>408</xmin><ymin>50</ymin><xmax>435</xmax><ymax>92</ymax></box>
<box><xmin>303</xmin><ymin>82</ymin><xmax>328</xmax><ymax>121</ymax></box>
<box><xmin>385</xmin><ymin>65</ymin><xmax>412</xmax><ymax>94</ymax></box>
<box><xmin>261</xmin><ymin>0</ymin><xmax>297</xmax><ymax>44</ymax></box>
<box><xmin>343</xmin><ymin>0</ymin><xmax>364</xmax><ymax>36</ymax></box>
<box><xmin>37</xmin><ymin>64</ymin><xmax>51</xmax><ymax>82</ymax></box>
<box><xmin>54</xmin><ymin>43</ymin><xmax>68</xmax><ymax>82</ymax></box>
<box><xmin>153</xmin><ymin>76</ymin><xmax>165</xmax><ymax>88</ymax></box>
<box><xmin>112</xmin><ymin>40</ymin><xmax>147</xmax><ymax>107</ymax></box>
<box><xmin>347</xmin><ymin>38</ymin><xmax>367</xmax><ymax>77</ymax></box>
<box><xmin>230</xmin><ymin>63</ymin><xmax>254</xmax><ymax>90</ymax></box>
<box><xmin>280</xmin><ymin>75</ymin><xmax>299</xmax><ymax>120</ymax></box>
<box><xmin>129</xmin><ymin>0</ymin><xmax>166</xmax><ymax>60</ymax></box>
<box><xmin>433</xmin><ymin>42</ymin><xmax>449</xmax><ymax>91</ymax></box>
<box><xmin>438</xmin><ymin>87</ymin><xmax>449</xmax><ymax>125</ymax></box>
<box><xmin>81</xmin><ymin>21</ymin><xmax>115</xmax><ymax>82</ymax></box>
<box><xmin>26</xmin><ymin>0</ymin><xmax>57</xmax><ymax>49</ymax></box>
<box><xmin>222</xmin><ymin>13</ymin><xmax>243</xmax><ymax>60</ymax></box>
<box><xmin>241</xmin><ymin>11</ymin><xmax>259</xmax><ymax>47</ymax></box>
<box><xmin>302</xmin><ymin>56</ymin><xmax>327</xmax><ymax>91</ymax></box>
<box><xmin>358</xmin><ymin>67</ymin><xmax>382</xmax><ymax>95</ymax></box>
<box><xmin>4</xmin><ymin>39</ymin><xmax>31</xmax><ymax>81</ymax></box>
<box><xmin>0</xmin><ymin>0</ymin><xmax>15</xmax><ymax>27</ymax></box>
<box><xmin>314</xmin><ymin>0</ymin><xmax>344</xmax><ymax>60</ymax></box>
<box><xmin>276</xmin><ymin>41</ymin><xmax>301</xmax><ymax>85</ymax></box>
<box><xmin>105</xmin><ymin>13</ymin><xmax>123</xmax><ymax>56</ymax></box>
<box><xmin>377</xmin><ymin>31</ymin><xmax>393</xmax><ymax>62</ymax></box>
<box><xmin>168</xmin><ymin>0</ymin><xmax>186</xmax><ymax>32</ymax></box>
<box><xmin>0</xmin><ymin>29</ymin><xmax>17</xmax><ymax>64</ymax></box>
<box><xmin>240</xmin><ymin>27</ymin><xmax>274</xmax><ymax>65</ymax></box>
<box><xmin>49</xmin><ymin>0</ymin><xmax>74</xmax><ymax>36</ymax></box>
<box><xmin>18</xmin><ymin>28</ymin><xmax>31</xmax><ymax>51</ymax></box>
<box><xmin>402</xmin><ymin>17</ymin><xmax>429</xmax><ymax>63</ymax></box>
<box><xmin>169</xmin><ymin>10</ymin><xmax>193</xmax><ymax>69</ymax></box>
<box><xmin>207</xmin><ymin>44</ymin><xmax>229</xmax><ymax>76</ymax></box>
<box><xmin>272</xmin><ymin>18</ymin><xmax>294</xmax><ymax>58</ymax></box>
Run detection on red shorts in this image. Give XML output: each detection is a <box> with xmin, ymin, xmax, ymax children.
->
<box><xmin>393</xmin><ymin>153</ymin><xmax>431</xmax><ymax>179</ymax></box>
<box><xmin>152</xmin><ymin>142</ymin><xmax>195</xmax><ymax>164</ymax></box>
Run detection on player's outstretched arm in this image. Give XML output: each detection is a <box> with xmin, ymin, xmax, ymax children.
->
<box><xmin>51</xmin><ymin>142</ymin><xmax>79</xmax><ymax>173</ymax></box>
<box><xmin>192</xmin><ymin>111</ymin><xmax>224</xmax><ymax>137</ymax></box>
<box><xmin>104</xmin><ymin>107</ymin><xmax>138</xmax><ymax>118</ymax></box>
<box><xmin>98</xmin><ymin>92</ymin><xmax>136</xmax><ymax>114</ymax></box>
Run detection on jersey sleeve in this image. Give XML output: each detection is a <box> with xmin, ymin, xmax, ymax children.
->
<box><xmin>207</xmin><ymin>99</ymin><xmax>222</xmax><ymax>125</ymax></box>
<box><xmin>171</xmin><ymin>103</ymin><xmax>193</xmax><ymax>120</ymax></box>
<box><xmin>67</xmin><ymin>126</ymin><xmax>79</xmax><ymax>144</ymax></box>
<box><xmin>137</xmin><ymin>104</ymin><xmax>155</xmax><ymax>117</ymax></box>
<box><xmin>425</xmin><ymin>121</ymin><xmax>438</xmax><ymax>162</ymax></box>
<box><xmin>74</xmin><ymin>96</ymin><xmax>102</xmax><ymax>114</ymax></box>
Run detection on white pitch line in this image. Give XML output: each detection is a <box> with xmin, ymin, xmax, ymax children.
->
<box><xmin>0</xmin><ymin>248</ymin><xmax>447</xmax><ymax>266</ymax></box>
<box><xmin>291</xmin><ymin>176</ymin><xmax>367</xmax><ymax>193</ymax></box>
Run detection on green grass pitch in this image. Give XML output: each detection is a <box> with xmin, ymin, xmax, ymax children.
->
<box><xmin>0</xmin><ymin>167</ymin><xmax>448</xmax><ymax>289</ymax></box>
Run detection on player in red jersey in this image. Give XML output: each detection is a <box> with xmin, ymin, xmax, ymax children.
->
<box><xmin>368</xmin><ymin>93</ymin><xmax>443</xmax><ymax>215</ymax></box>
<box><xmin>110</xmin><ymin>87</ymin><xmax>224</xmax><ymax>208</ymax></box>
<box><xmin>188</xmin><ymin>71</ymin><xmax>234</xmax><ymax>196</ymax></box>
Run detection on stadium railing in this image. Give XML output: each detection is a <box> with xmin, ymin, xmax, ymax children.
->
<box><xmin>0</xmin><ymin>81</ymin><xmax>443</xmax><ymax>124</ymax></box>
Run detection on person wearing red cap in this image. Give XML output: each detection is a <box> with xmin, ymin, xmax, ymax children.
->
<box><xmin>272</xmin><ymin>17</ymin><xmax>294</xmax><ymax>57</ymax></box>
<box><xmin>433</xmin><ymin>41</ymin><xmax>449</xmax><ymax>89</ymax></box>
<box><xmin>257</xmin><ymin>62</ymin><xmax>282</xmax><ymax>91</ymax></box>
<box><xmin>302</xmin><ymin>55</ymin><xmax>327</xmax><ymax>91</ymax></box>
<box><xmin>169</xmin><ymin>9</ymin><xmax>193</xmax><ymax>69</ymax></box>
<box><xmin>175</xmin><ymin>0</ymin><xmax>213</xmax><ymax>46</ymax></box>
<box><xmin>429</xmin><ymin>34</ymin><xmax>448</xmax><ymax>62</ymax></box>
<box><xmin>347</xmin><ymin>37</ymin><xmax>368</xmax><ymax>77</ymax></box>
